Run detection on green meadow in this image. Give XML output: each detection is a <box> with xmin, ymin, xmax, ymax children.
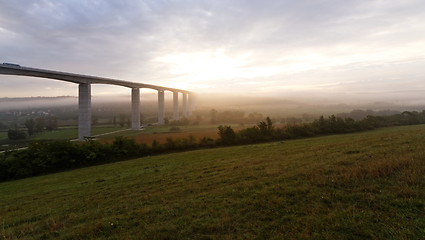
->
<box><xmin>0</xmin><ymin>126</ymin><xmax>126</xmax><ymax>150</ymax></box>
<box><xmin>0</xmin><ymin>124</ymin><xmax>232</xmax><ymax>144</ymax></box>
<box><xmin>1</xmin><ymin>125</ymin><xmax>425</xmax><ymax>239</ymax></box>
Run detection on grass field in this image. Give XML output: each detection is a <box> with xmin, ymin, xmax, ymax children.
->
<box><xmin>96</xmin><ymin>124</ymin><xmax>248</xmax><ymax>144</ymax></box>
<box><xmin>0</xmin><ymin>131</ymin><xmax>7</xmax><ymax>140</ymax></box>
<box><xmin>0</xmin><ymin>126</ymin><xmax>127</xmax><ymax>150</ymax></box>
<box><xmin>1</xmin><ymin>125</ymin><xmax>425</xmax><ymax>239</ymax></box>
<box><xmin>0</xmin><ymin>124</ymin><xmax>244</xmax><ymax>148</ymax></box>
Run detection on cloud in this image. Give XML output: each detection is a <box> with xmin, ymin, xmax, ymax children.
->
<box><xmin>0</xmin><ymin>0</ymin><xmax>424</xmax><ymax>102</ymax></box>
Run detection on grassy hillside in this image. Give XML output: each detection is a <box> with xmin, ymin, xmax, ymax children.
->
<box><xmin>1</xmin><ymin>125</ymin><xmax>425</xmax><ymax>239</ymax></box>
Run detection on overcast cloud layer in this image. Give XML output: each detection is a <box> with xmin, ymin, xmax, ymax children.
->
<box><xmin>1</xmin><ymin>0</ymin><xmax>425</xmax><ymax>103</ymax></box>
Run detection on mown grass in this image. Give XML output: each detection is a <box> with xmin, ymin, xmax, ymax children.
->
<box><xmin>0</xmin><ymin>131</ymin><xmax>7</xmax><ymax>141</ymax></box>
<box><xmin>0</xmin><ymin>126</ymin><xmax>127</xmax><ymax>150</ymax></box>
<box><xmin>1</xmin><ymin>125</ymin><xmax>425</xmax><ymax>239</ymax></box>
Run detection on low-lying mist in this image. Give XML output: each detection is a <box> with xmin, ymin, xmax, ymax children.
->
<box><xmin>1</xmin><ymin>93</ymin><xmax>425</xmax><ymax>119</ymax></box>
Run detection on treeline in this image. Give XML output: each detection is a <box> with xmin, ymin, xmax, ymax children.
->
<box><xmin>336</xmin><ymin>109</ymin><xmax>400</xmax><ymax>121</ymax></box>
<box><xmin>209</xmin><ymin>109</ymin><xmax>264</xmax><ymax>124</ymax></box>
<box><xmin>217</xmin><ymin>110</ymin><xmax>425</xmax><ymax>145</ymax></box>
<box><xmin>7</xmin><ymin>116</ymin><xmax>58</xmax><ymax>140</ymax></box>
<box><xmin>1</xmin><ymin>110</ymin><xmax>425</xmax><ymax>182</ymax></box>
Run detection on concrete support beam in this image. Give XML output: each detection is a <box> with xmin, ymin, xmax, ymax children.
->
<box><xmin>131</xmin><ymin>88</ymin><xmax>140</xmax><ymax>130</ymax></box>
<box><xmin>78</xmin><ymin>83</ymin><xmax>91</xmax><ymax>140</ymax></box>
<box><xmin>182</xmin><ymin>92</ymin><xmax>188</xmax><ymax>118</ymax></box>
<box><xmin>158</xmin><ymin>90</ymin><xmax>165</xmax><ymax>125</ymax></box>
<box><xmin>188</xmin><ymin>93</ymin><xmax>194</xmax><ymax>116</ymax></box>
<box><xmin>173</xmin><ymin>91</ymin><xmax>179</xmax><ymax>121</ymax></box>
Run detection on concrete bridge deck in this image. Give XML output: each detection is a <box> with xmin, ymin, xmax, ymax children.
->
<box><xmin>0</xmin><ymin>63</ymin><xmax>194</xmax><ymax>140</ymax></box>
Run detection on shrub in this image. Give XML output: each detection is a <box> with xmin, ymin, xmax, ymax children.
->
<box><xmin>8</xmin><ymin>129</ymin><xmax>26</xmax><ymax>140</ymax></box>
<box><xmin>169</xmin><ymin>126</ymin><xmax>181</xmax><ymax>132</ymax></box>
<box><xmin>199</xmin><ymin>137</ymin><xmax>216</xmax><ymax>148</ymax></box>
<box><xmin>217</xmin><ymin>125</ymin><xmax>237</xmax><ymax>145</ymax></box>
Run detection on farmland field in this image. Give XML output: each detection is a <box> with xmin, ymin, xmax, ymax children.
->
<box><xmin>1</xmin><ymin>125</ymin><xmax>425</xmax><ymax>239</ymax></box>
<box><xmin>96</xmin><ymin>124</ymin><xmax>249</xmax><ymax>144</ymax></box>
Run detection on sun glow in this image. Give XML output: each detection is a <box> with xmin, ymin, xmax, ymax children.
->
<box><xmin>156</xmin><ymin>49</ymin><xmax>287</xmax><ymax>89</ymax></box>
<box><xmin>157</xmin><ymin>50</ymin><xmax>247</xmax><ymax>81</ymax></box>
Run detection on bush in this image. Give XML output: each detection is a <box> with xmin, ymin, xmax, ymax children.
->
<box><xmin>199</xmin><ymin>137</ymin><xmax>216</xmax><ymax>148</ymax></box>
<box><xmin>8</xmin><ymin>129</ymin><xmax>26</xmax><ymax>140</ymax></box>
<box><xmin>217</xmin><ymin>125</ymin><xmax>237</xmax><ymax>145</ymax></box>
<box><xmin>238</xmin><ymin>126</ymin><xmax>263</xmax><ymax>143</ymax></box>
<box><xmin>112</xmin><ymin>136</ymin><xmax>145</xmax><ymax>158</ymax></box>
<box><xmin>0</xmin><ymin>137</ymin><xmax>149</xmax><ymax>181</ymax></box>
<box><xmin>169</xmin><ymin>126</ymin><xmax>181</xmax><ymax>132</ymax></box>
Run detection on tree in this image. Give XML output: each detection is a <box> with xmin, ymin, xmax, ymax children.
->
<box><xmin>238</xmin><ymin>126</ymin><xmax>262</xmax><ymax>143</ymax></box>
<box><xmin>248</xmin><ymin>112</ymin><xmax>263</xmax><ymax>123</ymax></box>
<box><xmin>8</xmin><ymin>129</ymin><xmax>26</xmax><ymax>140</ymax></box>
<box><xmin>180</xmin><ymin>117</ymin><xmax>190</xmax><ymax>126</ymax></box>
<box><xmin>217</xmin><ymin>125</ymin><xmax>236</xmax><ymax>145</ymax></box>
<box><xmin>218</xmin><ymin>111</ymin><xmax>245</xmax><ymax>123</ymax></box>
<box><xmin>25</xmin><ymin>118</ymin><xmax>36</xmax><ymax>136</ymax></box>
<box><xmin>193</xmin><ymin>114</ymin><xmax>202</xmax><ymax>125</ymax></box>
<box><xmin>257</xmin><ymin>117</ymin><xmax>273</xmax><ymax>136</ymax></box>
<box><xmin>118</xmin><ymin>114</ymin><xmax>127</xmax><ymax>127</ymax></box>
<box><xmin>266</xmin><ymin>117</ymin><xmax>273</xmax><ymax>131</ymax></box>
<box><xmin>45</xmin><ymin>116</ymin><xmax>58</xmax><ymax>131</ymax></box>
<box><xmin>258</xmin><ymin>121</ymin><xmax>268</xmax><ymax>135</ymax></box>
<box><xmin>35</xmin><ymin>117</ymin><xmax>45</xmax><ymax>134</ymax></box>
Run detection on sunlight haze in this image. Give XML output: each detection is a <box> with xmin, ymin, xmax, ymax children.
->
<box><xmin>1</xmin><ymin>0</ymin><xmax>425</xmax><ymax>103</ymax></box>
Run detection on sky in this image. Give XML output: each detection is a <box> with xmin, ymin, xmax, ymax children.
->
<box><xmin>1</xmin><ymin>0</ymin><xmax>425</xmax><ymax>104</ymax></box>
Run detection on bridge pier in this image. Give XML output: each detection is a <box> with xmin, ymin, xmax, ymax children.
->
<box><xmin>188</xmin><ymin>93</ymin><xmax>194</xmax><ymax>116</ymax></box>
<box><xmin>182</xmin><ymin>92</ymin><xmax>188</xmax><ymax>117</ymax></box>
<box><xmin>158</xmin><ymin>90</ymin><xmax>165</xmax><ymax>125</ymax></box>
<box><xmin>131</xmin><ymin>88</ymin><xmax>140</xmax><ymax>130</ymax></box>
<box><xmin>78</xmin><ymin>83</ymin><xmax>91</xmax><ymax>140</ymax></box>
<box><xmin>173</xmin><ymin>91</ymin><xmax>179</xmax><ymax>121</ymax></box>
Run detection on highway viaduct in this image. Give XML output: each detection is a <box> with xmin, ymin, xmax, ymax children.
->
<box><xmin>0</xmin><ymin>63</ymin><xmax>194</xmax><ymax>140</ymax></box>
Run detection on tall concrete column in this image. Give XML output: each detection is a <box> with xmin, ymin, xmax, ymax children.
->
<box><xmin>188</xmin><ymin>93</ymin><xmax>194</xmax><ymax>116</ymax></box>
<box><xmin>182</xmin><ymin>92</ymin><xmax>188</xmax><ymax>117</ymax></box>
<box><xmin>78</xmin><ymin>83</ymin><xmax>91</xmax><ymax>140</ymax></box>
<box><xmin>131</xmin><ymin>88</ymin><xmax>140</xmax><ymax>130</ymax></box>
<box><xmin>173</xmin><ymin>91</ymin><xmax>179</xmax><ymax>121</ymax></box>
<box><xmin>158</xmin><ymin>90</ymin><xmax>165</xmax><ymax>125</ymax></box>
